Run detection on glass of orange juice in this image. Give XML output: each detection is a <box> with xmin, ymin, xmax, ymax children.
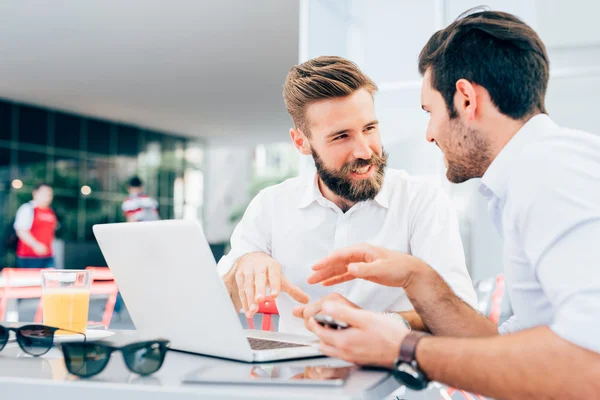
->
<box><xmin>41</xmin><ymin>270</ymin><xmax>91</xmax><ymax>334</ymax></box>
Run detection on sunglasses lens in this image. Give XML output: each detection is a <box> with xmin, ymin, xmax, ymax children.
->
<box><xmin>16</xmin><ymin>325</ymin><xmax>55</xmax><ymax>356</ymax></box>
<box><xmin>122</xmin><ymin>341</ymin><xmax>167</xmax><ymax>375</ymax></box>
<box><xmin>62</xmin><ymin>343</ymin><xmax>111</xmax><ymax>377</ymax></box>
<box><xmin>0</xmin><ymin>326</ymin><xmax>8</xmax><ymax>351</ymax></box>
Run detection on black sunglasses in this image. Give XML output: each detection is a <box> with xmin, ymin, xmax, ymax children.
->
<box><xmin>0</xmin><ymin>324</ymin><xmax>86</xmax><ymax>357</ymax></box>
<box><xmin>61</xmin><ymin>339</ymin><xmax>170</xmax><ymax>378</ymax></box>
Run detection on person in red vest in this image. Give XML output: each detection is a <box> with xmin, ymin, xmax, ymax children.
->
<box><xmin>14</xmin><ymin>183</ymin><xmax>57</xmax><ymax>269</ymax></box>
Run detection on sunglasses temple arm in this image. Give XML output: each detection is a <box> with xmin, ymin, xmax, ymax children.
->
<box><xmin>54</xmin><ymin>328</ymin><xmax>87</xmax><ymax>343</ymax></box>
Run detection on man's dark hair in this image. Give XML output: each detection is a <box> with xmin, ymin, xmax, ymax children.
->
<box><xmin>418</xmin><ymin>8</ymin><xmax>550</xmax><ymax>120</ymax></box>
<box><xmin>128</xmin><ymin>176</ymin><xmax>143</xmax><ymax>188</ymax></box>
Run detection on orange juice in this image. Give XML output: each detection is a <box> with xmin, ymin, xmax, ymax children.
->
<box><xmin>42</xmin><ymin>288</ymin><xmax>90</xmax><ymax>334</ymax></box>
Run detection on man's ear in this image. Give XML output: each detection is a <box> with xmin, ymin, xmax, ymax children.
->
<box><xmin>455</xmin><ymin>79</ymin><xmax>478</xmax><ymax>121</ymax></box>
<box><xmin>290</xmin><ymin>128</ymin><xmax>312</xmax><ymax>155</ymax></box>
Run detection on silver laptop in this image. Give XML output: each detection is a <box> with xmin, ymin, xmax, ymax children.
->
<box><xmin>93</xmin><ymin>220</ymin><xmax>322</xmax><ymax>362</ymax></box>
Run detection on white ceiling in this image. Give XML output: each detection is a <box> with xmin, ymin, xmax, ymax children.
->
<box><xmin>0</xmin><ymin>0</ymin><xmax>299</xmax><ymax>140</ymax></box>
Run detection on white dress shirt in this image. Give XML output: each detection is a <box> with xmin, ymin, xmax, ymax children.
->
<box><xmin>481</xmin><ymin>114</ymin><xmax>600</xmax><ymax>354</ymax></box>
<box><xmin>218</xmin><ymin>168</ymin><xmax>477</xmax><ymax>334</ymax></box>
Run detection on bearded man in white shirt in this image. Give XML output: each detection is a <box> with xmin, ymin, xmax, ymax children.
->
<box><xmin>218</xmin><ymin>56</ymin><xmax>477</xmax><ymax>335</ymax></box>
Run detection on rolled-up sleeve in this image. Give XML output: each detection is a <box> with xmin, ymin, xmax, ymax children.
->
<box><xmin>536</xmin><ymin>220</ymin><xmax>600</xmax><ymax>353</ymax></box>
<box><xmin>216</xmin><ymin>189</ymin><xmax>273</xmax><ymax>277</ymax></box>
<box><xmin>400</xmin><ymin>182</ymin><xmax>478</xmax><ymax>309</ymax></box>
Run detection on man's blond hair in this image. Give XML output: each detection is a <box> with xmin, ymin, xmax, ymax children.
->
<box><xmin>283</xmin><ymin>56</ymin><xmax>378</xmax><ymax>136</ymax></box>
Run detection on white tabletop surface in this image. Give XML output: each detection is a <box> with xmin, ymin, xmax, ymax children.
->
<box><xmin>0</xmin><ymin>329</ymin><xmax>446</xmax><ymax>400</ymax></box>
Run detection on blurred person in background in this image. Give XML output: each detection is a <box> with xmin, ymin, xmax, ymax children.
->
<box><xmin>304</xmin><ymin>9</ymin><xmax>600</xmax><ymax>399</ymax></box>
<box><xmin>218</xmin><ymin>56</ymin><xmax>477</xmax><ymax>335</ymax></box>
<box><xmin>14</xmin><ymin>183</ymin><xmax>57</xmax><ymax>269</ymax></box>
<box><xmin>122</xmin><ymin>176</ymin><xmax>159</xmax><ymax>222</ymax></box>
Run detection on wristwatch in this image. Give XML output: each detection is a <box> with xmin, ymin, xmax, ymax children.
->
<box><xmin>392</xmin><ymin>331</ymin><xmax>430</xmax><ymax>391</ymax></box>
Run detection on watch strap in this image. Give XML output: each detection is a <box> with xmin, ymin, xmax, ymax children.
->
<box><xmin>399</xmin><ymin>331</ymin><xmax>429</xmax><ymax>363</ymax></box>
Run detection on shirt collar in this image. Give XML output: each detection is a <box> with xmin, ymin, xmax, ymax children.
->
<box><xmin>297</xmin><ymin>173</ymin><xmax>321</xmax><ymax>209</ymax></box>
<box><xmin>297</xmin><ymin>172</ymin><xmax>390</xmax><ymax>209</ymax></box>
<box><xmin>373</xmin><ymin>177</ymin><xmax>390</xmax><ymax>208</ymax></box>
<box><xmin>480</xmin><ymin>114</ymin><xmax>557</xmax><ymax>201</ymax></box>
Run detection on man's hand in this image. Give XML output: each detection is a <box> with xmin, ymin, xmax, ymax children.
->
<box><xmin>307</xmin><ymin>301</ymin><xmax>410</xmax><ymax>369</ymax></box>
<box><xmin>292</xmin><ymin>292</ymin><xmax>359</xmax><ymax>331</ymax></box>
<box><xmin>307</xmin><ymin>243</ymin><xmax>427</xmax><ymax>288</ymax></box>
<box><xmin>233</xmin><ymin>252</ymin><xmax>310</xmax><ymax>318</ymax></box>
<box><xmin>32</xmin><ymin>242</ymin><xmax>49</xmax><ymax>256</ymax></box>
<box><xmin>290</xmin><ymin>366</ymin><xmax>354</xmax><ymax>380</ymax></box>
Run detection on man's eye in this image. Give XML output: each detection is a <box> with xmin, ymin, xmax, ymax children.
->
<box><xmin>333</xmin><ymin>134</ymin><xmax>347</xmax><ymax>141</ymax></box>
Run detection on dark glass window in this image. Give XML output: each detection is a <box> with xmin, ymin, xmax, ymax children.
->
<box><xmin>161</xmin><ymin>137</ymin><xmax>176</xmax><ymax>170</ymax></box>
<box><xmin>87</xmin><ymin>119</ymin><xmax>111</xmax><ymax>155</ymax></box>
<box><xmin>0</xmin><ymin>146</ymin><xmax>11</xmax><ymax>168</ymax></box>
<box><xmin>84</xmin><ymin>197</ymin><xmax>111</xmax><ymax>240</ymax></box>
<box><xmin>55</xmin><ymin>112</ymin><xmax>81</xmax><ymax>151</ymax></box>
<box><xmin>86</xmin><ymin>157</ymin><xmax>111</xmax><ymax>192</ymax></box>
<box><xmin>53</xmin><ymin>157</ymin><xmax>80</xmax><ymax>190</ymax></box>
<box><xmin>173</xmin><ymin>140</ymin><xmax>185</xmax><ymax>173</ymax></box>
<box><xmin>112</xmin><ymin>156</ymin><xmax>137</xmax><ymax>193</ymax></box>
<box><xmin>17</xmin><ymin>105</ymin><xmax>48</xmax><ymax>146</ymax></box>
<box><xmin>16</xmin><ymin>150</ymin><xmax>49</xmax><ymax>187</ymax></box>
<box><xmin>0</xmin><ymin>191</ymin><xmax>9</xmax><ymax>227</ymax></box>
<box><xmin>159</xmin><ymin>201</ymin><xmax>172</xmax><ymax>219</ymax></box>
<box><xmin>114</xmin><ymin>201</ymin><xmax>126</xmax><ymax>223</ymax></box>
<box><xmin>117</xmin><ymin>125</ymin><xmax>139</xmax><ymax>156</ymax></box>
<box><xmin>0</xmin><ymin>101</ymin><xmax>12</xmax><ymax>141</ymax></box>
<box><xmin>137</xmin><ymin>168</ymin><xmax>159</xmax><ymax>199</ymax></box>
<box><xmin>53</xmin><ymin>195</ymin><xmax>79</xmax><ymax>241</ymax></box>
<box><xmin>0</xmin><ymin>147</ymin><xmax>11</xmax><ymax>194</ymax></box>
<box><xmin>158</xmin><ymin>170</ymin><xmax>177</xmax><ymax>199</ymax></box>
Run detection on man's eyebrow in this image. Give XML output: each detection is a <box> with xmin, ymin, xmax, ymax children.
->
<box><xmin>326</xmin><ymin>128</ymin><xmax>350</xmax><ymax>139</ymax></box>
<box><xmin>326</xmin><ymin>120</ymin><xmax>379</xmax><ymax>139</ymax></box>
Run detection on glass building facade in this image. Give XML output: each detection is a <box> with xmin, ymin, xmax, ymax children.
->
<box><xmin>0</xmin><ymin>98</ymin><xmax>205</xmax><ymax>269</ymax></box>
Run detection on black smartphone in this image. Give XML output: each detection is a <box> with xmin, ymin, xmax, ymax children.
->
<box><xmin>313</xmin><ymin>314</ymin><xmax>349</xmax><ymax>330</ymax></box>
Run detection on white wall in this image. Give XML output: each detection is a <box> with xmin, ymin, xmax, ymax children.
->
<box><xmin>203</xmin><ymin>127</ymin><xmax>302</xmax><ymax>243</ymax></box>
<box><xmin>203</xmin><ymin>144</ymin><xmax>253</xmax><ymax>243</ymax></box>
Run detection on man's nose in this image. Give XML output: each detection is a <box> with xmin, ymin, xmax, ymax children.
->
<box><xmin>352</xmin><ymin>136</ymin><xmax>373</xmax><ymax>160</ymax></box>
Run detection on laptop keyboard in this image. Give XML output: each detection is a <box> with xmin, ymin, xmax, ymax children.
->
<box><xmin>247</xmin><ymin>337</ymin><xmax>308</xmax><ymax>351</ymax></box>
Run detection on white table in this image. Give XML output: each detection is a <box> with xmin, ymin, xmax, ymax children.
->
<box><xmin>0</xmin><ymin>330</ymin><xmax>444</xmax><ymax>399</ymax></box>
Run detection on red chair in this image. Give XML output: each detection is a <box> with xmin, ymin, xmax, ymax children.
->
<box><xmin>473</xmin><ymin>273</ymin><xmax>506</xmax><ymax>326</ymax></box>
<box><xmin>0</xmin><ymin>268</ymin><xmax>47</xmax><ymax>323</ymax></box>
<box><xmin>86</xmin><ymin>266</ymin><xmax>119</xmax><ymax>329</ymax></box>
<box><xmin>246</xmin><ymin>296</ymin><xmax>278</xmax><ymax>331</ymax></box>
<box><xmin>488</xmin><ymin>274</ymin><xmax>505</xmax><ymax>325</ymax></box>
<box><xmin>443</xmin><ymin>388</ymin><xmax>487</xmax><ymax>400</ymax></box>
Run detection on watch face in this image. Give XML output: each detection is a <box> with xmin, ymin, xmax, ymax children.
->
<box><xmin>393</xmin><ymin>363</ymin><xmax>429</xmax><ymax>391</ymax></box>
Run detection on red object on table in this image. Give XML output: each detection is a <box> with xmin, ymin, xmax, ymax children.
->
<box><xmin>246</xmin><ymin>296</ymin><xmax>278</xmax><ymax>331</ymax></box>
